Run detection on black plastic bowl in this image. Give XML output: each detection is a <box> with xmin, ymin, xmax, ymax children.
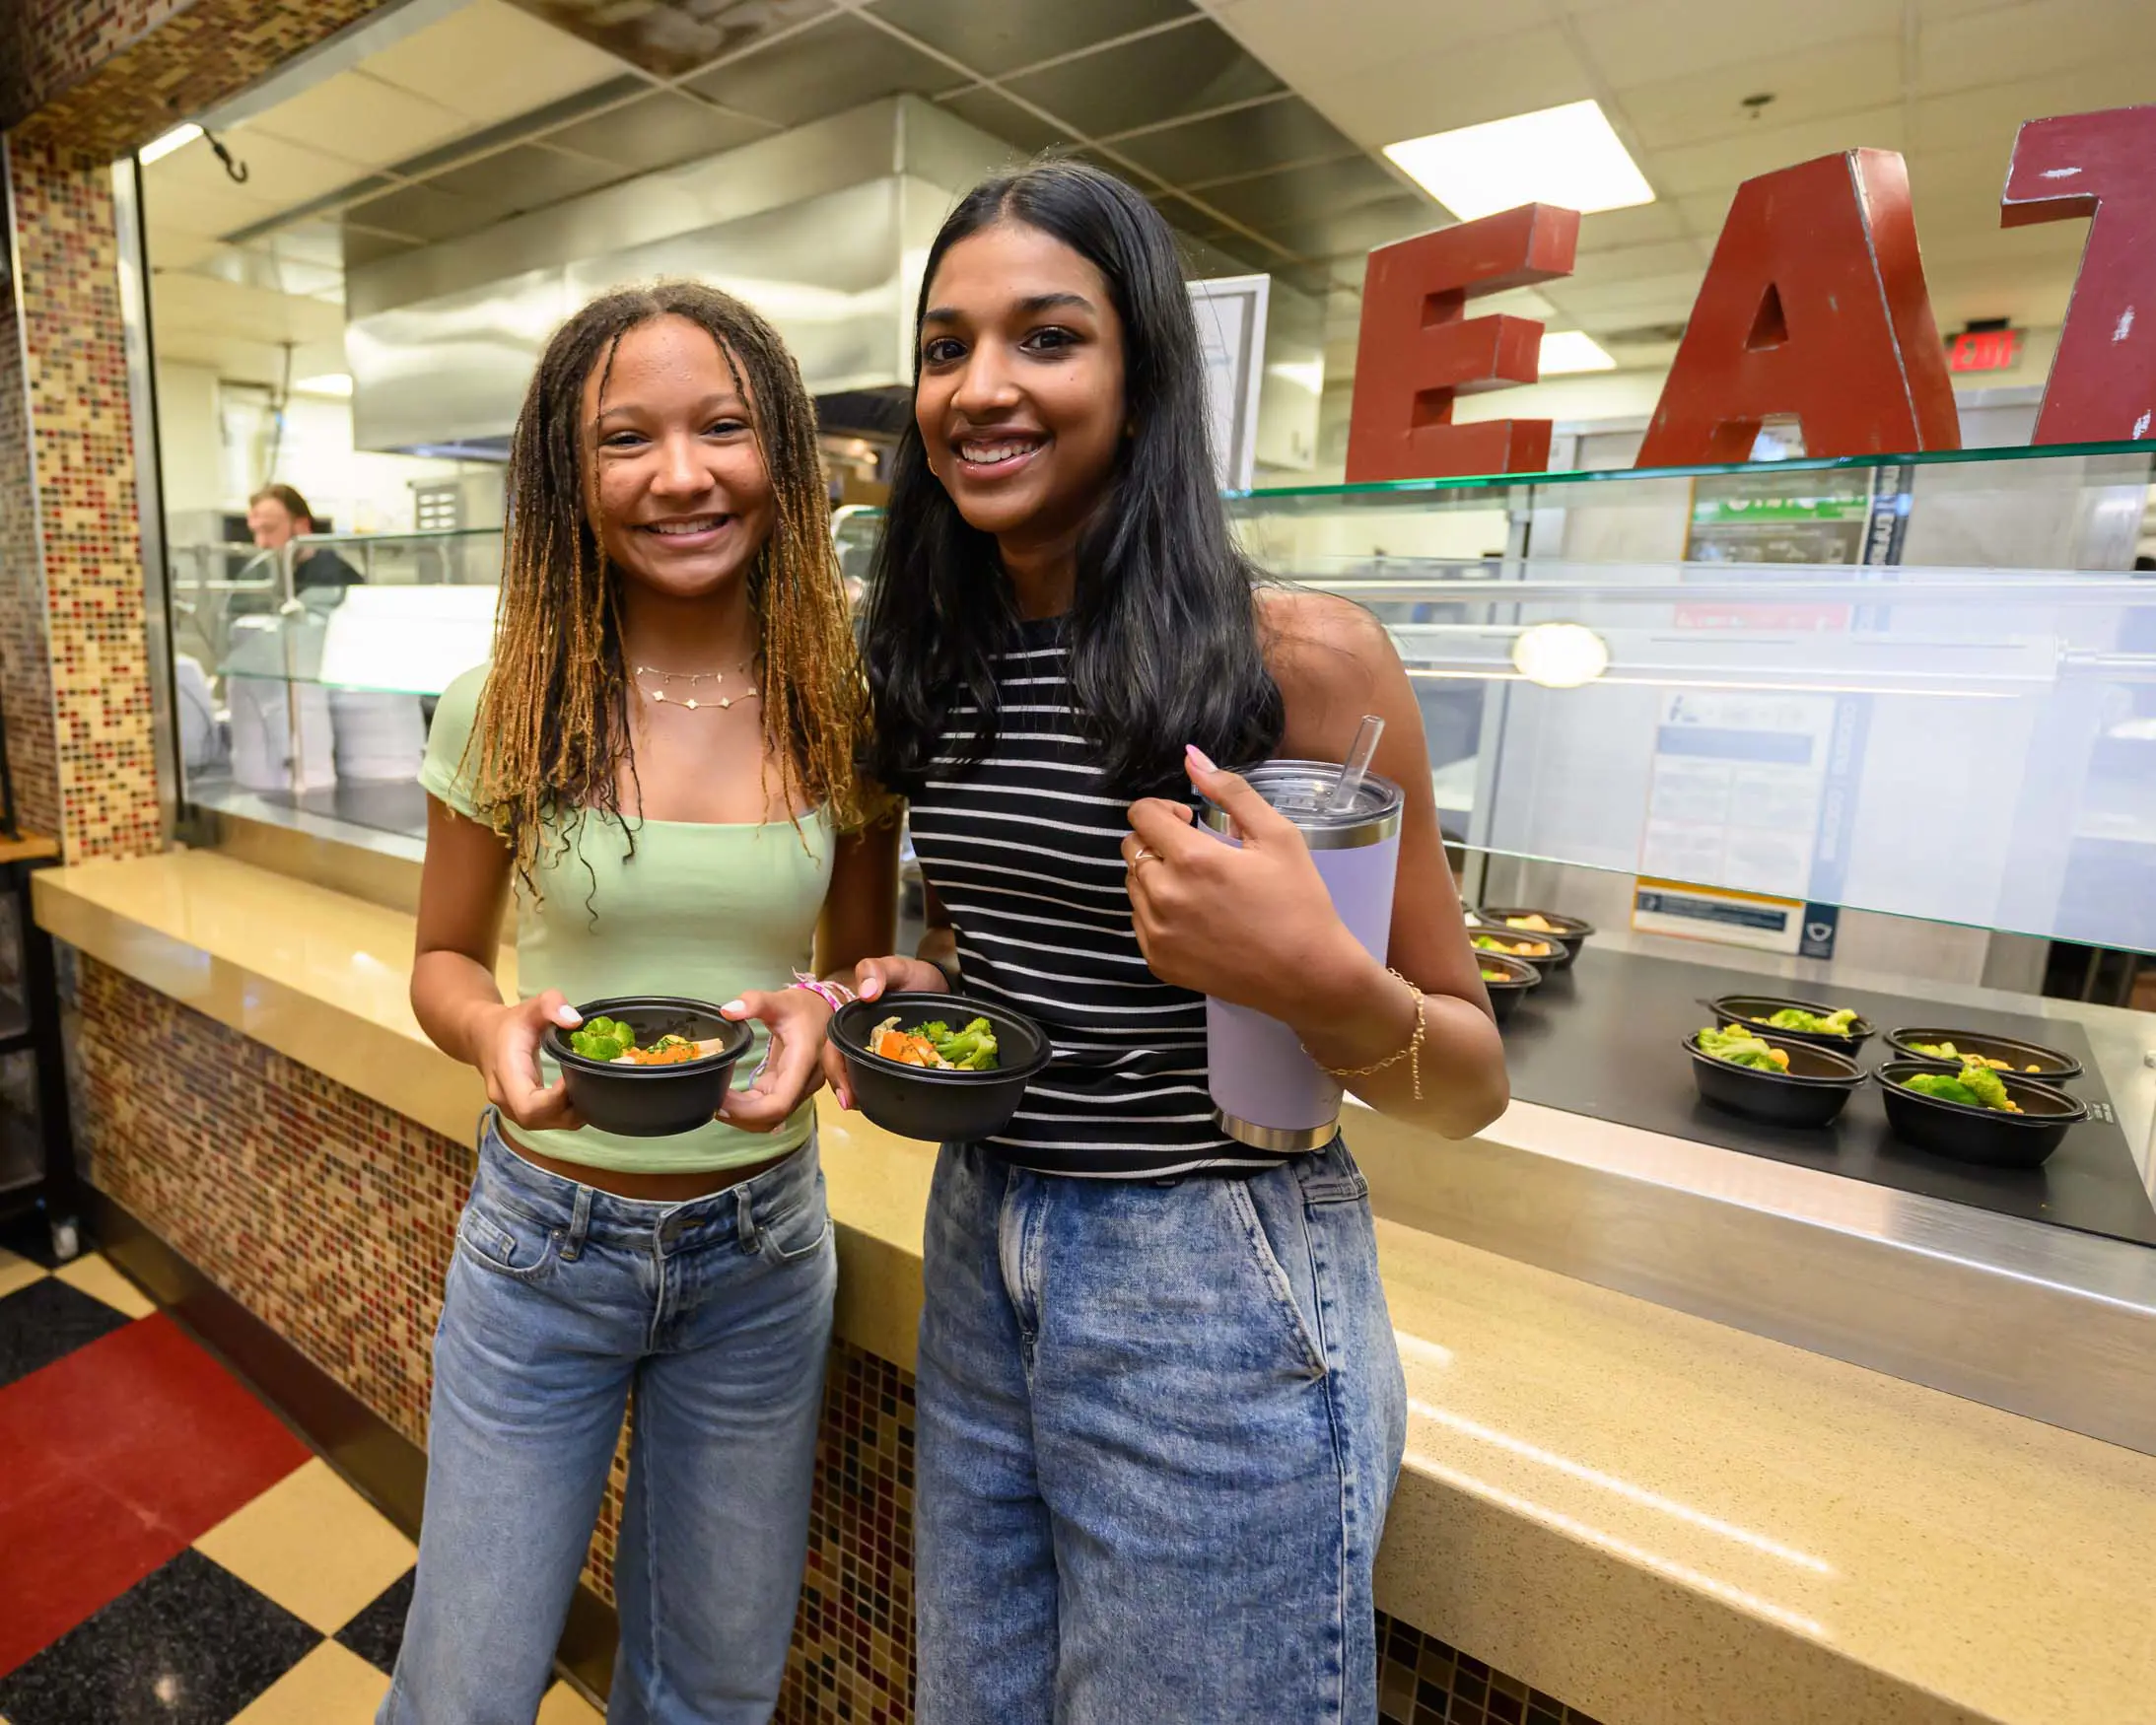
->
<box><xmin>1883</xmin><ymin>1026</ymin><xmax>2083</xmax><ymax>1085</ymax></box>
<box><xmin>1475</xmin><ymin>951</ymin><xmax>1543</xmax><ymax>1025</ymax></box>
<box><xmin>1476</xmin><ymin>907</ymin><xmax>1595</xmax><ymax>969</ymax></box>
<box><xmin>1875</xmin><ymin>1060</ymin><xmax>2087</xmax><ymax>1169</ymax></box>
<box><xmin>1469</xmin><ymin>930</ymin><xmax>1564</xmax><ymax>977</ymax></box>
<box><xmin>544</xmin><ymin>997</ymin><xmax>753</xmax><ymax>1138</ymax></box>
<box><xmin>1707</xmin><ymin>993</ymin><xmax>1875</xmax><ymax>1052</ymax></box>
<box><xmin>1685</xmin><ymin>1029</ymin><xmax>1864</xmax><ymax>1128</ymax></box>
<box><xmin>830</xmin><ymin>992</ymin><xmax>1052</xmax><ymax>1143</ymax></box>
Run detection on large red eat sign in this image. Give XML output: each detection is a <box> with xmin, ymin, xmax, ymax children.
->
<box><xmin>1346</xmin><ymin>104</ymin><xmax>2156</xmax><ymax>472</ymax></box>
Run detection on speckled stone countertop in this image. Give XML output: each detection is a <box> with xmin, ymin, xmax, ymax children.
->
<box><xmin>35</xmin><ymin>851</ymin><xmax>2156</xmax><ymax>1725</ymax></box>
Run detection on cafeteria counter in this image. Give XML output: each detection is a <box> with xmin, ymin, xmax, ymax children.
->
<box><xmin>32</xmin><ymin>847</ymin><xmax>2156</xmax><ymax>1725</ymax></box>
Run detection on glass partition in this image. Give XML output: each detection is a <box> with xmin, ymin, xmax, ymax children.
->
<box><xmin>156</xmin><ymin>445</ymin><xmax>2156</xmax><ymax>955</ymax></box>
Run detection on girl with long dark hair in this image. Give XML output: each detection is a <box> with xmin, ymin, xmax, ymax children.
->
<box><xmin>391</xmin><ymin>282</ymin><xmax>893</xmax><ymax>1724</ymax></box>
<box><xmin>824</xmin><ymin>163</ymin><xmax>1508</xmax><ymax>1721</ymax></box>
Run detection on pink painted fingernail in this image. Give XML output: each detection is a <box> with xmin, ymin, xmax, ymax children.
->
<box><xmin>1186</xmin><ymin>744</ymin><xmax>1216</xmax><ymax>774</ymax></box>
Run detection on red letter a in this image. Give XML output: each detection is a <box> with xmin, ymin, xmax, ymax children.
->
<box><xmin>1345</xmin><ymin>203</ymin><xmax>1579</xmax><ymax>482</ymax></box>
<box><xmin>1637</xmin><ymin>151</ymin><xmax>1958</xmax><ymax>466</ymax></box>
<box><xmin>2002</xmin><ymin>105</ymin><xmax>2156</xmax><ymax>444</ymax></box>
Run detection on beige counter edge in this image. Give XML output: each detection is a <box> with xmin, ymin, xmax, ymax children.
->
<box><xmin>37</xmin><ymin>855</ymin><xmax>2156</xmax><ymax>1725</ymax></box>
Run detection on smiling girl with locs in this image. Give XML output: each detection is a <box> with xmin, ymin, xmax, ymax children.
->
<box><xmin>394</xmin><ymin>283</ymin><xmax>892</xmax><ymax>1725</ymax></box>
<box><xmin>831</xmin><ymin>163</ymin><xmax>1508</xmax><ymax>1724</ymax></box>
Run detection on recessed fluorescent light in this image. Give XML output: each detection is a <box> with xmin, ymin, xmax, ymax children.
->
<box><xmin>140</xmin><ymin>123</ymin><xmax>202</xmax><ymax>166</ymax></box>
<box><xmin>1384</xmin><ymin>100</ymin><xmax>1654</xmax><ymax>222</ymax></box>
<box><xmin>294</xmin><ymin>373</ymin><xmax>354</xmax><ymax>397</ymax></box>
<box><xmin>1539</xmin><ymin>331</ymin><xmax>1616</xmax><ymax>374</ymax></box>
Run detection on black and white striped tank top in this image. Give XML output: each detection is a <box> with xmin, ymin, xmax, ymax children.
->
<box><xmin>905</xmin><ymin>617</ymin><xmax>1272</xmax><ymax>1178</ymax></box>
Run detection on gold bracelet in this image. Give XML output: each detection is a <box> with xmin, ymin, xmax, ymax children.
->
<box><xmin>1302</xmin><ymin>967</ymin><xmax>1425</xmax><ymax>1101</ymax></box>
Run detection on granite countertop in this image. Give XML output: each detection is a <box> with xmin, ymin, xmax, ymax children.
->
<box><xmin>35</xmin><ymin>849</ymin><xmax>2156</xmax><ymax>1725</ymax></box>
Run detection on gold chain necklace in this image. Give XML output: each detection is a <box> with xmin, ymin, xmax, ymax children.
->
<box><xmin>632</xmin><ymin>662</ymin><xmax>759</xmax><ymax>712</ymax></box>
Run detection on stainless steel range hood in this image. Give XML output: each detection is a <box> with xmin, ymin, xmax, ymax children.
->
<box><xmin>345</xmin><ymin>97</ymin><xmax>1024</xmax><ymax>452</ymax></box>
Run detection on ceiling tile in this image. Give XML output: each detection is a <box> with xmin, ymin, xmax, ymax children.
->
<box><xmin>507</xmin><ymin>0</ymin><xmax>835</xmax><ymax>81</ymax></box>
<box><xmin>1261</xmin><ymin>192</ymin><xmax>1440</xmax><ymax>264</ymax></box>
<box><xmin>1566</xmin><ymin>240</ymin><xmax>1709</xmax><ymax>287</ymax></box>
<box><xmin>934</xmin><ymin>87</ymin><xmax>1083</xmax><ymax>157</ymax></box>
<box><xmin>1574</xmin><ymin>202</ymin><xmax>1693</xmax><ymax>252</ymax></box>
<box><xmin>1208</xmin><ymin>0</ymin><xmax>1562</xmax><ymax>89</ymax></box>
<box><xmin>1649</xmin><ymin>105</ymin><xmax>1905</xmax><ymax>199</ymax></box>
<box><xmin>416</xmin><ymin>143</ymin><xmax>625</xmax><ymax>224</ymax></box>
<box><xmin>1916</xmin><ymin>0</ymin><xmax>2152</xmax><ymax>94</ymax></box>
<box><xmin>1615</xmin><ymin>40</ymin><xmax>1905</xmax><ymax>152</ymax></box>
<box><xmin>342</xmin><ymin>181</ymin><xmax>496</xmax><ymax>244</ymax></box>
<box><xmin>1575</xmin><ymin>0</ymin><xmax>1897</xmax><ymax>89</ymax></box>
<box><xmin>1116</xmin><ymin>96</ymin><xmax>1356</xmax><ymax>186</ymax></box>
<box><xmin>1301</xmin><ymin>27</ymin><xmax>1594</xmax><ymax>148</ymax></box>
<box><xmin>1001</xmin><ymin>23</ymin><xmax>1282</xmax><ymax>139</ymax></box>
<box><xmin>543</xmin><ymin>89</ymin><xmax>771</xmax><ymax>172</ymax></box>
<box><xmin>243</xmin><ymin>71</ymin><xmax>475</xmax><ymax>172</ymax></box>
<box><xmin>362</xmin><ymin>0</ymin><xmax>630</xmax><ymax>122</ymax></box>
<box><xmin>144</xmin><ymin>131</ymin><xmax>355</xmax><ymax>234</ymax></box>
<box><xmin>1193</xmin><ymin>153</ymin><xmax>1410</xmax><ymax>235</ymax></box>
<box><xmin>386</xmin><ymin>75</ymin><xmax>650</xmax><ymax>176</ymax></box>
<box><xmin>683</xmin><ymin>12</ymin><xmax>955</xmax><ymax>127</ymax></box>
<box><xmin>869</xmin><ymin>0</ymin><xmax>1198</xmax><ymax>79</ymax></box>
<box><xmin>147</xmin><ymin>229</ymin><xmax>224</xmax><ymax>270</ymax></box>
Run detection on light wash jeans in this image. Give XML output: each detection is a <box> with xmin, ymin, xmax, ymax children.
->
<box><xmin>380</xmin><ymin>1116</ymin><xmax>836</xmax><ymax>1725</ymax></box>
<box><xmin>914</xmin><ymin>1138</ymin><xmax>1408</xmax><ymax>1725</ymax></box>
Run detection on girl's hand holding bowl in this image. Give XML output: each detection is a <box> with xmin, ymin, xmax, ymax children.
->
<box><xmin>817</xmin><ymin>956</ymin><xmax>950</xmax><ymax>1111</ymax></box>
<box><xmin>476</xmin><ymin>989</ymin><xmax>587</xmax><ymax>1132</ymax></box>
<box><xmin>718</xmin><ymin>986</ymin><xmax>838</xmax><ymax>1131</ymax></box>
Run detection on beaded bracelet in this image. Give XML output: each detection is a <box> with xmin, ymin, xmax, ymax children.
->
<box><xmin>790</xmin><ymin>972</ymin><xmax>857</xmax><ymax>1013</ymax></box>
<box><xmin>1302</xmin><ymin>967</ymin><xmax>1426</xmax><ymax>1102</ymax></box>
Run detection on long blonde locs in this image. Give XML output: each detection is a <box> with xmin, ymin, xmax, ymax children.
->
<box><xmin>463</xmin><ymin>281</ymin><xmax>870</xmax><ymax>897</ymax></box>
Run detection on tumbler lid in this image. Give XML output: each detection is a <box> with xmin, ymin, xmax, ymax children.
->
<box><xmin>1202</xmin><ymin>758</ymin><xmax>1403</xmax><ymax>850</ymax></box>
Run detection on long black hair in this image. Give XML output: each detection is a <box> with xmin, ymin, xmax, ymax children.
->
<box><xmin>861</xmin><ymin>160</ymin><xmax>1283</xmax><ymax>797</ymax></box>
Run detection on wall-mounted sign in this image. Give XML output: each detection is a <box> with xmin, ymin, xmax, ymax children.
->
<box><xmin>1187</xmin><ymin>274</ymin><xmax>1269</xmax><ymax>492</ymax></box>
<box><xmin>1947</xmin><ymin>328</ymin><xmax>2023</xmax><ymax>373</ymax></box>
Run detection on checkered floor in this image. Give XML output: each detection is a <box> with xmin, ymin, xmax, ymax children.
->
<box><xmin>0</xmin><ymin>1242</ymin><xmax>602</xmax><ymax>1725</ymax></box>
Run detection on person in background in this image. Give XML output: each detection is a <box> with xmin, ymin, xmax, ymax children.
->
<box><xmin>826</xmin><ymin>161</ymin><xmax>1508</xmax><ymax>1724</ymax></box>
<box><xmin>246</xmin><ymin>481</ymin><xmax>366</xmax><ymax>593</ymax></box>
<box><xmin>387</xmin><ymin>281</ymin><xmax>894</xmax><ymax>1724</ymax></box>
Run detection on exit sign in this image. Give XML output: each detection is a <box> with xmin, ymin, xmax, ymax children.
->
<box><xmin>1946</xmin><ymin>327</ymin><xmax>2023</xmax><ymax>373</ymax></box>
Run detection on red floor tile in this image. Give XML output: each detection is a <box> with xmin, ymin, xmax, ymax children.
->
<box><xmin>0</xmin><ymin>1313</ymin><xmax>309</xmax><ymax>1676</ymax></box>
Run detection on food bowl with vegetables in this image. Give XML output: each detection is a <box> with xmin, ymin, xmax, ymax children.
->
<box><xmin>1705</xmin><ymin>993</ymin><xmax>1875</xmax><ymax>1052</ymax></box>
<box><xmin>1875</xmin><ymin>1059</ymin><xmax>2087</xmax><ymax>1169</ymax></box>
<box><xmin>1476</xmin><ymin>950</ymin><xmax>1542</xmax><ymax>1025</ymax></box>
<box><xmin>829</xmin><ymin>992</ymin><xmax>1052</xmax><ymax>1142</ymax></box>
<box><xmin>1684</xmin><ymin>1023</ymin><xmax>1864</xmax><ymax>1127</ymax></box>
<box><xmin>543</xmin><ymin>997</ymin><xmax>754</xmax><ymax>1138</ymax></box>
<box><xmin>1882</xmin><ymin>1027</ymin><xmax>2082</xmax><ymax>1085</ymax></box>
<box><xmin>1469</xmin><ymin>930</ymin><xmax>1562</xmax><ymax>977</ymax></box>
<box><xmin>1473</xmin><ymin>907</ymin><xmax>1594</xmax><ymax>969</ymax></box>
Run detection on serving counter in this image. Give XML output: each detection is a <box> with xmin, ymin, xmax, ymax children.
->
<box><xmin>35</xmin><ymin>847</ymin><xmax>2156</xmax><ymax>1725</ymax></box>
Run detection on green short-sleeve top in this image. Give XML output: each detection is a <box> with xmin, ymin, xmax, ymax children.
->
<box><xmin>421</xmin><ymin>664</ymin><xmax>833</xmax><ymax>1174</ymax></box>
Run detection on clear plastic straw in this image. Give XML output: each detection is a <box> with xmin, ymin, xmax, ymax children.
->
<box><xmin>1324</xmin><ymin>714</ymin><xmax>1385</xmax><ymax>813</ymax></box>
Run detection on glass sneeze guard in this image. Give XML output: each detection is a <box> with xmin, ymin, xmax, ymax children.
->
<box><xmin>156</xmin><ymin>447</ymin><xmax>2156</xmax><ymax>957</ymax></box>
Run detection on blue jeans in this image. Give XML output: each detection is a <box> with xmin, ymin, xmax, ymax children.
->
<box><xmin>914</xmin><ymin>1138</ymin><xmax>1408</xmax><ymax>1725</ymax></box>
<box><xmin>381</xmin><ymin>1117</ymin><xmax>836</xmax><ymax>1725</ymax></box>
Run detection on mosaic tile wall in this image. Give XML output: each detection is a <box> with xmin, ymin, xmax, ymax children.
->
<box><xmin>0</xmin><ymin>286</ymin><xmax>61</xmax><ymax>838</ymax></box>
<box><xmin>73</xmin><ymin>955</ymin><xmax>1611</xmax><ymax>1723</ymax></box>
<box><xmin>4</xmin><ymin>135</ymin><xmax>161</xmax><ymax>861</ymax></box>
<box><xmin>0</xmin><ymin>0</ymin><xmax>396</xmax><ymax>859</ymax></box>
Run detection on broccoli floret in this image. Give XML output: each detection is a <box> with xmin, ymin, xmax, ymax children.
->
<box><xmin>1698</xmin><ymin>1025</ymin><xmax>1787</xmax><ymax>1071</ymax></box>
<box><xmin>1904</xmin><ymin>1071</ymin><xmax>1983</xmax><ymax>1107</ymax></box>
<box><xmin>928</xmin><ymin>1016</ymin><xmax>1001</xmax><ymax>1070</ymax></box>
<box><xmin>1957</xmin><ymin>1064</ymin><xmax>2013</xmax><ymax>1112</ymax></box>
<box><xmin>570</xmin><ymin>1017</ymin><xmax>635</xmax><ymax>1062</ymax></box>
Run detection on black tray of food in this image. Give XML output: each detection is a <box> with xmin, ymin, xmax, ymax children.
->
<box><xmin>1476</xmin><ymin>950</ymin><xmax>1542</xmax><ymax>1025</ymax></box>
<box><xmin>1499</xmin><ymin>947</ymin><xmax>2154</xmax><ymax>1248</ymax></box>
<box><xmin>1882</xmin><ymin>1027</ymin><xmax>2083</xmax><ymax>1084</ymax></box>
<box><xmin>1874</xmin><ymin>1061</ymin><xmax>2088</xmax><ymax>1170</ymax></box>
<box><xmin>1685</xmin><ymin>1027</ymin><xmax>1864</xmax><ymax>1128</ymax></box>
<box><xmin>1474</xmin><ymin>908</ymin><xmax>1594</xmax><ymax>969</ymax></box>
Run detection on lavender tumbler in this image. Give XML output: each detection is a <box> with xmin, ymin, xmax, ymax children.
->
<box><xmin>1200</xmin><ymin>761</ymin><xmax>1404</xmax><ymax>1152</ymax></box>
